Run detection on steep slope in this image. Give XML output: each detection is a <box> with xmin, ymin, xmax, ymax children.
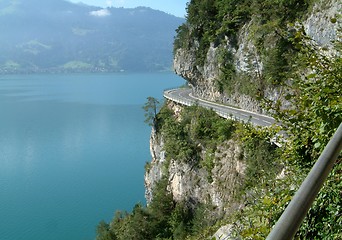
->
<box><xmin>95</xmin><ymin>0</ymin><xmax>341</xmax><ymax>239</ymax></box>
<box><xmin>173</xmin><ymin>0</ymin><xmax>340</xmax><ymax>113</ymax></box>
<box><xmin>0</xmin><ymin>0</ymin><xmax>184</xmax><ymax>73</ymax></box>
<box><xmin>144</xmin><ymin>0</ymin><xmax>341</xmax><ymax>238</ymax></box>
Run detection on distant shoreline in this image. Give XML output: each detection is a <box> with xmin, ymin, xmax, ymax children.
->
<box><xmin>0</xmin><ymin>68</ymin><xmax>174</xmax><ymax>75</ymax></box>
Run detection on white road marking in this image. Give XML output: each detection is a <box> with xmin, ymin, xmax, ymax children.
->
<box><xmin>164</xmin><ymin>88</ymin><xmax>277</xmax><ymax>127</ymax></box>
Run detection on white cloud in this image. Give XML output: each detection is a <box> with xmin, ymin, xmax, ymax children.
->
<box><xmin>89</xmin><ymin>8</ymin><xmax>111</xmax><ymax>17</ymax></box>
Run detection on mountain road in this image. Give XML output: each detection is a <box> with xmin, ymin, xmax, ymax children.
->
<box><xmin>164</xmin><ymin>88</ymin><xmax>277</xmax><ymax>127</ymax></box>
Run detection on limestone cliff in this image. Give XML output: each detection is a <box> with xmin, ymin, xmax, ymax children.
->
<box><xmin>304</xmin><ymin>0</ymin><xmax>341</xmax><ymax>48</ymax></box>
<box><xmin>173</xmin><ymin>0</ymin><xmax>340</xmax><ymax>113</ymax></box>
<box><xmin>145</xmin><ymin>101</ymin><xmax>246</xmax><ymax>214</ymax></box>
<box><xmin>144</xmin><ymin>0</ymin><xmax>340</xmax><ymax>238</ymax></box>
<box><xmin>146</xmin><ymin>0</ymin><xmax>340</xmax><ymax>209</ymax></box>
<box><xmin>145</xmin><ymin>1</ymin><xmax>341</xmax><ymax>216</ymax></box>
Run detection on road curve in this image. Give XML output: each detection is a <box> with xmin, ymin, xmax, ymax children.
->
<box><xmin>164</xmin><ymin>88</ymin><xmax>276</xmax><ymax>127</ymax></box>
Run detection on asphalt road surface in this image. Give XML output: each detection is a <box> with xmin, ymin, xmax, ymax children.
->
<box><xmin>164</xmin><ymin>88</ymin><xmax>277</xmax><ymax>127</ymax></box>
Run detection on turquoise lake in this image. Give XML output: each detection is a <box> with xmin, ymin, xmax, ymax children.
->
<box><xmin>0</xmin><ymin>73</ymin><xmax>184</xmax><ymax>240</ymax></box>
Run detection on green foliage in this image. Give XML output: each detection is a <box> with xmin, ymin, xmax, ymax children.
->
<box><xmin>179</xmin><ymin>0</ymin><xmax>253</xmax><ymax>66</ymax></box>
<box><xmin>168</xmin><ymin>202</ymin><xmax>193</xmax><ymax>239</ymax></box>
<box><xmin>143</xmin><ymin>97</ymin><xmax>161</xmax><ymax>128</ymax></box>
<box><xmin>174</xmin><ymin>23</ymin><xmax>191</xmax><ymax>52</ymax></box>
<box><xmin>232</xmin><ymin>26</ymin><xmax>342</xmax><ymax>239</ymax></box>
<box><xmin>96</xmin><ymin>173</ymin><xmax>220</xmax><ymax>240</ymax></box>
<box><xmin>183</xmin><ymin>105</ymin><xmax>235</xmax><ymax>146</ymax></box>
<box><xmin>191</xmin><ymin>204</ymin><xmax>218</xmax><ymax>236</ymax></box>
<box><xmin>147</xmin><ymin>177</ymin><xmax>175</xmax><ymax>238</ymax></box>
<box><xmin>296</xmin><ymin>161</ymin><xmax>342</xmax><ymax>239</ymax></box>
<box><xmin>237</xmin><ymin>124</ymin><xmax>282</xmax><ymax>189</ymax></box>
<box><xmin>101</xmin><ymin>178</ymin><xmax>174</xmax><ymax>240</ymax></box>
<box><xmin>184</xmin><ymin>0</ymin><xmax>219</xmax><ymax>66</ymax></box>
<box><xmin>200</xmin><ymin>149</ymin><xmax>215</xmax><ymax>182</ymax></box>
<box><xmin>96</xmin><ymin>103</ymin><xmax>239</xmax><ymax>240</ymax></box>
<box><xmin>238</xmin><ymin>0</ymin><xmax>311</xmax><ymax>91</ymax></box>
<box><xmin>215</xmin><ymin>0</ymin><xmax>252</xmax><ymax>41</ymax></box>
<box><xmin>262</xmin><ymin>36</ymin><xmax>298</xmax><ymax>86</ymax></box>
<box><xmin>99</xmin><ymin>3</ymin><xmax>341</xmax><ymax>239</ymax></box>
<box><xmin>233</xmin><ymin>168</ymin><xmax>302</xmax><ymax>239</ymax></box>
<box><xmin>266</xmin><ymin>26</ymin><xmax>342</xmax><ymax>166</ymax></box>
<box><xmin>186</xmin><ymin>0</ymin><xmax>253</xmax><ymax>43</ymax></box>
<box><xmin>161</xmin><ymin>110</ymin><xmax>199</xmax><ymax>162</ymax></box>
<box><xmin>174</xmin><ymin>0</ymin><xmax>314</xmax><ymax>98</ymax></box>
<box><xmin>216</xmin><ymin>49</ymin><xmax>236</xmax><ymax>94</ymax></box>
<box><xmin>231</xmin><ymin>158</ymin><xmax>342</xmax><ymax>239</ymax></box>
<box><xmin>96</xmin><ymin>221</ymin><xmax>117</xmax><ymax>240</ymax></box>
<box><xmin>270</xmin><ymin>26</ymin><xmax>341</xmax><ymax>238</ymax></box>
<box><xmin>114</xmin><ymin>204</ymin><xmax>153</xmax><ymax>240</ymax></box>
<box><xmin>154</xmin><ymin>104</ymin><xmax>286</xmax><ymax>239</ymax></box>
<box><xmin>159</xmin><ymin>103</ymin><xmax>235</xmax><ymax>163</ymax></box>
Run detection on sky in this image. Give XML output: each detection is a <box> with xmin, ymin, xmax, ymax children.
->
<box><xmin>68</xmin><ymin>0</ymin><xmax>189</xmax><ymax>17</ymax></box>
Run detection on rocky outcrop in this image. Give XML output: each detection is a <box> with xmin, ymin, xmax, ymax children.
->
<box><xmin>173</xmin><ymin>0</ymin><xmax>340</xmax><ymax>114</ymax></box>
<box><xmin>144</xmin><ymin>128</ymin><xmax>165</xmax><ymax>204</ymax></box>
<box><xmin>174</xmin><ymin>20</ymin><xmax>271</xmax><ymax>113</ymax></box>
<box><xmin>213</xmin><ymin>224</ymin><xmax>236</xmax><ymax>240</ymax></box>
<box><xmin>304</xmin><ymin>0</ymin><xmax>341</xmax><ymax>49</ymax></box>
<box><xmin>145</xmin><ymin>103</ymin><xmax>245</xmax><ymax>214</ymax></box>
<box><xmin>145</xmin><ymin>0</ymin><xmax>340</xmax><ymax>238</ymax></box>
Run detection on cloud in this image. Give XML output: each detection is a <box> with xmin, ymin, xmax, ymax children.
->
<box><xmin>89</xmin><ymin>9</ymin><xmax>111</xmax><ymax>17</ymax></box>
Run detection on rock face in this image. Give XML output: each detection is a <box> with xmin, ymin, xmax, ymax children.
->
<box><xmin>147</xmin><ymin>0</ymin><xmax>341</xmax><ymax>212</ymax></box>
<box><xmin>213</xmin><ymin>224</ymin><xmax>235</xmax><ymax>240</ymax></box>
<box><xmin>145</xmin><ymin>102</ymin><xmax>245</xmax><ymax>214</ymax></box>
<box><xmin>167</xmin><ymin>139</ymin><xmax>245</xmax><ymax>209</ymax></box>
<box><xmin>304</xmin><ymin>0</ymin><xmax>341</xmax><ymax>48</ymax></box>
<box><xmin>173</xmin><ymin>19</ymin><xmax>267</xmax><ymax>113</ymax></box>
<box><xmin>173</xmin><ymin>0</ymin><xmax>340</xmax><ymax>114</ymax></box>
<box><xmin>145</xmin><ymin>0</ymin><xmax>340</xmax><ymax>238</ymax></box>
<box><xmin>144</xmin><ymin>127</ymin><xmax>165</xmax><ymax>204</ymax></box>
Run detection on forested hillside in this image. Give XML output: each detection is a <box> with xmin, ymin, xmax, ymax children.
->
<box><xmin>0</xmin><ymin>0</ymin><xmax>184</xmax><ymax>73</ymax></box>
<box><xmin>96</xmin><ymin>0</ymin><xmax>341</xmax><ymax>239</ymax></box>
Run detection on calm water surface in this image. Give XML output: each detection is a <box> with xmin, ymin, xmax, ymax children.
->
<box><xmin>0</xmin><ymin>73</ymin><xmax>184</xmax><ymax>240</ymax></box>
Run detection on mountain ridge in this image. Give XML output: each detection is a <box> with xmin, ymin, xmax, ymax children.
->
<box><xmin>0</xmin><ymin>0</ymin><xmax>184</xmax><ymax>73</ymax></box>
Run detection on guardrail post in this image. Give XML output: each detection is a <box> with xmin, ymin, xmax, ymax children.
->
<box><xmin>266</xmin><ymin>122</ymin><xmax>342</xmax><ymax>240</ymax></box>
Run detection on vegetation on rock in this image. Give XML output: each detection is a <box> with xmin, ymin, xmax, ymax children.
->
<box><xmin>97</xmin><ymin>0</ymin><xmax>341</xmax><ymax>239</ymax></box>
<box><xmin>174</xmin><ymin>0</ymin><xmax>317</xmax><ymax>99</ymax></box>
<box><xmin>97</xmin><ymin>103</ymin><xmax>284</xmax><ymax>239</ymax></box>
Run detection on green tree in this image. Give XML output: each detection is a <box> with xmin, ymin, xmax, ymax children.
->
<box><xmin>96</xmin><ymin>220</ymin><xmax>116</xmax><ymax>240</ymax></box>
<box><xmin>262</xmin><ymin>25</ymin><xmax>342</xmax><ymax>238</ymax></box>
<box><xmin>267</xmin><ymin>26</ymin><xmax>342</xmax><ymax>165</ymax></box>
<box><xmin>143</xmin><ymin>97</ymin><xmax>160</xmax><ymax>128</ymax></box>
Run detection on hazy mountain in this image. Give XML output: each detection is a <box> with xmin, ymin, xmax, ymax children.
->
<box><xmin>0</xmin><ymin>0</ymin><xmax>184</xmax><ymax>73</ymax></box>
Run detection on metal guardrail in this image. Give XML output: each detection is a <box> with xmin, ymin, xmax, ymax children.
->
<box><xmin>267</xmin><ymin>122</ymin><xmax>342</xmax><ymax>240</ymax></box>
<box><xmin>163</xmin><ymin>89</ymin><xmax>243</xmax><ymax>122</ymax></box>
<box><xmin>164</xmin><ymin>89</ymin><xmax>193</xmax><ymax>107</ymax></box>
<box><xmin>165</xmin><ymin>89</ymin><xmax>342</xmax><ymax>238</ymax></box>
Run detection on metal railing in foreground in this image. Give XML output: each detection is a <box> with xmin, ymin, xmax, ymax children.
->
<box><xmin>266</xmin><ymin>122</ymin><xmax>342</xmax><ymax>240</ymax></box>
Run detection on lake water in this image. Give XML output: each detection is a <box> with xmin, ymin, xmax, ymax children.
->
<box><xmin>0</xmin><ymin>73</ymin><xmax>184</xmax><ymax>240</ymax></box>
